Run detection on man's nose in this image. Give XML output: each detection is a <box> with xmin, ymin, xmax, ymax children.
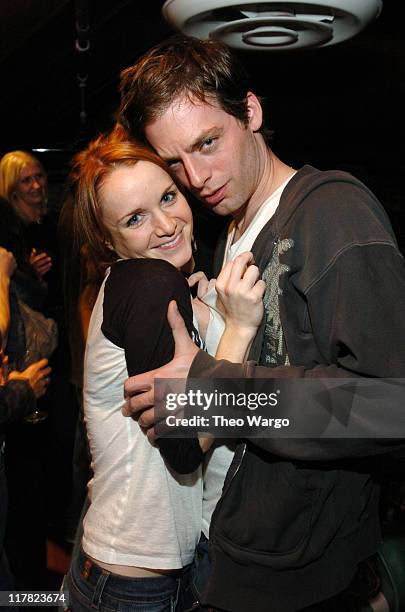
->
<box><xmin>183</xmin><ymin>156</ymin><xmax>211</xmax><ymax>190</ymax></box>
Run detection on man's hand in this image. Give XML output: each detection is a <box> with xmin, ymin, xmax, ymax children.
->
<box><xmin>123</xmin><ymin>300</ymin><xmax>199</xmax><ymax>436</ymax></box>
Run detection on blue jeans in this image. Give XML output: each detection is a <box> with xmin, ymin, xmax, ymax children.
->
<box><xmin>177</xmin><ymin>534</ymin><xmax>211</xmax><ymax>612</ymax></box>
<box><xmin>64</xmin><ymin>547</ymin><xmax>181</xmax><ymax>612</ymax></box>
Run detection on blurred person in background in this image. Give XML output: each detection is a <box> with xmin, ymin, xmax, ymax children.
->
<box><xmin>0</xmin><ymin>150</ymin><xmax>52</xmax><ymax>286</ymax></box>
<box><xmin>0</xmin><ymin>245</ymin><xmax>51</xmax><ymax>593</ymax></box>
<box><xmin>0</xmin><ymin>345</ymin><xmax>51</xmax><ymax>595</ymax></box>
<box><xmin>0</xmin><ymin>150</ymin><xmax>47</xmax><ymax>221</ymax></box>
<box><xmin>0</xmin><ymin>153</ymin><xmax>56</xmax><ymax>589</ymax></box>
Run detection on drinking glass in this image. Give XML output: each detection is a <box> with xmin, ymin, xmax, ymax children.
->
<box><xmin>17</xmin><ymin>350</ymin><xmax>49</xmax><ymax>424</ymax></box>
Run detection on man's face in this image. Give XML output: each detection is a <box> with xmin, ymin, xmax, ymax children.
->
<box><xmin>144</xmin><ymin>93</ymin><xmax>263</xmax><ymax>218</ymax></box>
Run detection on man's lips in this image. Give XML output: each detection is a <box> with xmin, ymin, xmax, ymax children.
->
<box><xmin>201</xmin><ymin>184</ymin><xmax>227</xmax><ymax>206</ymax></box>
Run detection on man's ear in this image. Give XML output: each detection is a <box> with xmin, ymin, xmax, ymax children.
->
<box><xmin>246</xmin><ymin>91</ymin><xmax>263</xmax><ymax>132</ymax></box>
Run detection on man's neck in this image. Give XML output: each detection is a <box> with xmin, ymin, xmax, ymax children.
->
<box><xmin>232</xmin><ymin>148</ymin><xmax>294</xmax><ymax>243</ymax></box>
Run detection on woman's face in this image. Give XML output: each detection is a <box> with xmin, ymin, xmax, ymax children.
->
<box><xmin>13</xmin><ymin>162</ymin><xmax>47</xmax><ymax>223</ymax></box>
<box><xmin>99</xmin><ymin>161</ymin><xmax>193</xmax><ymax>270</ymax></box>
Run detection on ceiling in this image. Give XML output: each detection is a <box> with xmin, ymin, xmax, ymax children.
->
<box><xmin>0</xmin><ymin>0</ymin><xmax>403</xmax><ymax>241</ymax></box>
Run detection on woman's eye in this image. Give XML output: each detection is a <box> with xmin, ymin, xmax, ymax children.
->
<box><xmin>162</xmin><ymin>190</ymin><xmax>176</xmax><ymax>205</ymax></box>
<box><xmin>126</xmin><ymin>213</ymin><xmax>142</xmax><ymax>227</ymax></box>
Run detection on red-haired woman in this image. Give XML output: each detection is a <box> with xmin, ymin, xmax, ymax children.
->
<box><xmin>63</xmin><ymin>128</ymin><xmax>264</xmax><ymax>611</ymax></box>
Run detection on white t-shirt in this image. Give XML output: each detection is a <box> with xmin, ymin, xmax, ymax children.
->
<box><xmin>82</xmin><ymin>265</ymin><xmax>202</xmax><ymax>568</ymax></box>
<box><xmin>201</xmin><ymin>176</ymin><xmax>295</xmax><ymax>536</ymax></box>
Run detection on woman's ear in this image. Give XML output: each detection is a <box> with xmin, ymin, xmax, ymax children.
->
<box><xmin>246</xmin><ymin>91</ymin><xmax>263</xmax><ymax>132</ymax></box>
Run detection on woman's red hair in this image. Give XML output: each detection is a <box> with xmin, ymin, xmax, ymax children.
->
<box><xmin>71</xmin><ymin>125</ymin><xmax>176</xmax><ymax>267</ymax></box>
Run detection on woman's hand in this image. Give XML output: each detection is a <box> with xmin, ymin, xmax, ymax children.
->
<box><xmin>216</xmin><ymin>251</ymin><xmax>266</xmax><ymax>337</ymax></box>
<box><xmin>0</xmin><ymin>247</ymin><xmax>16</xmax><ymax>278</ymax></box>
<box><xmin>188</xmin><ymin>271</ymin><xmax>211</xmax><ymax>340</ymax></box>
<box><xmin>29</xmin><ymin>248</ymin><xmax>52</xmax><ymax>279</ymax></box>
<box><xmin>188</xmin><ymin>271</ymin><xmax>209</xmax><ymax>298</ymax></box>
<box><xmin>214</xmin><ymin>252</ymin><xmax>266</xmax><ymax>363</ymax></box>
<box><xmin>9</xmin><ymin>358</ymin><xmax>51</xmax><ymax>399</ymax></box>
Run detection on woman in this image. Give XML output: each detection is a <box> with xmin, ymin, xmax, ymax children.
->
<box><xmin>64</xmin><ymin>129</ymin><xmax>264</xmax><ymax>611</ymax></box>
<box><xmin>0</xmin><ymin>150</ymin><xmax>52</xmax><ymax>283</ymax></box>
<box><xmin>0</xmin><ymin>150</ymin><xmax>47</xmax><ymax>220</ymax></box>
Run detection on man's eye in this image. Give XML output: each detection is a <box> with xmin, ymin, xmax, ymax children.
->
<box><xmin>202</xmin><ymin>137</ymin><xmax>216</xmax><ymax>149</ymax></box>
<box><xmin>162</xmin><ymin>191</ymin><xmax>176</xmax><ymax>205</ymax></box>
<box><xmin>126</xmin><ymin>213</ymin><xmax>142</xmax><ymax>227</ymax></box>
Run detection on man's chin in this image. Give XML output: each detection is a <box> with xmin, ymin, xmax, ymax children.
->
<box><xmin>207</xmin><ymin>200</ymin><xmax>234</xmax><ymax>216</ymax></box>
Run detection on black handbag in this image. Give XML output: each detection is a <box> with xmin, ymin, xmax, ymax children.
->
<box><xmin>18</xmin><ymin>298</ymin><xmax>58</xmax><ymax>359</ymax></box>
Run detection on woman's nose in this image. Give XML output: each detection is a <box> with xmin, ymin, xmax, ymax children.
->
<box><xmin>155</xmin><ymin>213</ymin><xmax>176</xmax><ymax>236</ymax></box>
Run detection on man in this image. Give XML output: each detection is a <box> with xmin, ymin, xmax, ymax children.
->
<box><xmin>118</xmin><ymin>36</ymin><xmax>405</xmax><ymax>612</ymax></box>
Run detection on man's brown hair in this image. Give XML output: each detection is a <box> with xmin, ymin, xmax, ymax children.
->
<box><xmin>118</xmin><ymin>35</ymin><xmax>271</xmax><ymax>142</ymax></box>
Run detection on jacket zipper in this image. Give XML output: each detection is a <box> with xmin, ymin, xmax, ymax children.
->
<box><xmin>213</xmin><ymin>443</ymin><xmax>246</xmax><ymax>513</ymax></box>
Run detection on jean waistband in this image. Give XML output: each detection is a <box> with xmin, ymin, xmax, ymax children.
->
<box><xmin>75</xmin><ymin>548</ymin><xmax>181</xmax><ymax>589</ymax></box>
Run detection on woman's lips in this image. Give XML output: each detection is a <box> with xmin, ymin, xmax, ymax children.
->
<box><xmin>27</xmin><ymin>192</ymin><xmax>44</xmax><ymax>202</ymax></box>
<box><xmin>157</xmin><ymin>230</ymin><xmax>184</xmax><ymax>251</ymax></box>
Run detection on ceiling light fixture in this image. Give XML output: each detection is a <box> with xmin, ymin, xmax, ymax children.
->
<box><xmin>162</xmin><ymin>0</ymin><xmax>383</xmax><ymax>51</ymax></box>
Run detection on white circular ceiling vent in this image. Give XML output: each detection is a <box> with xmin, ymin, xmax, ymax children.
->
<box><xmin>162</xmin><ymin>0</ymin><xmax>383</xmax><ymax>51</ymax></box>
